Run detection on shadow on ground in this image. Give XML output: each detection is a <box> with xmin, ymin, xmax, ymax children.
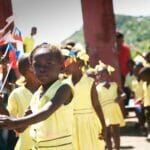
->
<box><xmin>120</xmin><ymin>121</ymin><xmax>147</xmax><ymax>137</ymax></box>
<box><xmin>120</xmin><ymin>146</ymin><xmax>135</xmax><ymax>149</ymax></box>
<box><xmin>118</xmin><ymin>111</ymin><xmax>150</xmax><ymax>150</ymax></box>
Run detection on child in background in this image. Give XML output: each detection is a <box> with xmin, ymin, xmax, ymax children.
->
<box><xmin>131</xmin><ymin>62</ymin><xmax>145</xmax><ymax>130</ymax></box>
<box><xmin>139</xmin><ymin>67</ymin><xmax>150</xmax><ymax>141</ymax></box>
<box><xmin>63</xmin><ymin>49</ymin><xmax>106</xmax><ymax>150</ymax></box>
<box><xmin>0</xmin><ymin>43</ymin><xmax>74</xmax><ymax>150</ymax></box>
<box><xmin>23</xmin><ymin>26</ymin><xmax>37</xmax><ymax>53</ymax></box>
<box><xmin>131</xmin><ymin>62</ymin><xmax>144</xmax><ymax>100</ymax></box>
<box><xmin>124</xmin><ymin>59</ymin><xmax>136</xmax><ymax>106</ymax></box>
<box><xmin>0</xmin><ymin>53</ymin><xmax>40</xmax><ymax>150</ymax></box>
<box><xmin>95</xmin><ymin>61</ymin><xmax>126</xmax><ymax>150</ymax></box>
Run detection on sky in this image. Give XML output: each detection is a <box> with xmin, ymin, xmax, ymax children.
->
<box><xmin>11</xmin><ymin>0</ymin><xmax>150</xmax><ymax>44</ymax></box>
<box><xmin>113</xmin><ymin>0</ymin><xmax>150</xmax><ymax>16</ymax></box>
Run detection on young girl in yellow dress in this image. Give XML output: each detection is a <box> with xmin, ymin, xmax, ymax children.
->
<box><xmin>131</xmin><ymin>62</ymin><xmax>145</xmax><ymax>130</ymax></box>
<box><xmin>0</xmin><ymin>43</ymin><xmax>74</xmax><ymax>150</ymax></box>
<box><xmin>95</xmin><ymin>61</ymin><xmax>126</xmax><ymax>150</ymax></box>
<box><xmin>139</xmin><ymin>67</ymin><xmax>150</xmax><ymax>141</ymax></box>
<box><xmin>63</xmin><ymin>49</ymin><xmax>106</xmax><ymax>150</ymax></box>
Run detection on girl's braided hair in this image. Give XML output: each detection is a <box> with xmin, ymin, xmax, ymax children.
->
<box><xmin>29</xmin><ymin>42</ymin><xmax>64</xmax><ymax>65</ymax></box>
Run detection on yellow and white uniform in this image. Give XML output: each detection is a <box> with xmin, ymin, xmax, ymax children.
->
<box><xmin>30</xmin><ymin>80</ymin><xmax>73</xmax><ymax>150</ymax></box>
<box><xmin>72</xmin><ymin>73</ymin><xmax>105</xmax><ymax>150</ymax></box>
<box><xmin>143</xmin><ymin>82</ymin><xmax>150</xmax><ymax>107</ymax></box>
<box><xmin>96</xmin><ymin>82</ymin><xmax>125</xmax><ymax>127</ymax></box>
<box><xmin>131</xmin><ymin>79</ymin><xmax>143</xmax><ymax>101</ymax></box>
<box><xmin>124</xmin><ymin>73</ymin><xmax>136</xmax><ymax>89</ymax></box>
<box><xmin>23</xmin><ymin>36</ymin><xmax>35</xmax><ymax>53</ymax></box>
<box><xmin>7</xmin><ymin>86</ymin><xmax>33</xmax><ymax>150</ymax></box>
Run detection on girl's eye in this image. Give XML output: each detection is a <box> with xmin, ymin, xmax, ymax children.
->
<box><xmin>48</xmin><ymin>61</ymin><xmax>56</xmax><ymax>65</ymax></box>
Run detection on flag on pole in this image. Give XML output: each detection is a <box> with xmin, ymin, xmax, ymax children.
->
<box><xmin>8</xmin><ymin>42</ymin><xmax>19</xmax><ymax>69</ymax></box>
<box><xmin>12</xmin><ymin>26</ymin><xmax>23</xmax><ymax>42</ymax></box>
<box><xmin>12</xmin><ymin>26</ymin><xmax>24</xmax><ymax>58</ymax></box>
<box><xmin>8</xmin><ymin>42</ymin><xmax>15</xmax><ymax>51</ymax></box>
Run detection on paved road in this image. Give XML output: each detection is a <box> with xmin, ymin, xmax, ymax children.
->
<box><xmin>120</xmin><ymin>112</ymin><xmax>150</xmax><ymax>150</ymax></box>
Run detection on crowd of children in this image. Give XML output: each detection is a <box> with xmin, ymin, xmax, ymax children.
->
<box><xmin>0</xmin><ymin>37</ymin><xmax>149</xmax><ymax>150</ymax></box>
<box><xmin>123</xmin><ymin>51</ymin><xmax>150</xmax><ymax>140</ymax></box>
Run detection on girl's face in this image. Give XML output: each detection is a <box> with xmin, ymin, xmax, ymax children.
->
<box><xmin>133</xmin><ymin>65</ymin><xmax>143</xmax><ymax>77</ymax></box>
<box><xmin>127</xmin><ymin>61</ymin><xmax>134</xmax><ymax>72</ymax></box>
<box><xmin>96</xmin><ymin>69</ymin><xmax>110</xmax><ymax>82</ymax></box>
<box><xmin>32</xmin><ymin>48</ymin><xmax>62</xmax><ymax>85</ymax></box>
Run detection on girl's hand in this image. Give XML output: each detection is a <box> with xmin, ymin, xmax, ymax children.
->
<box><xmin>99</xmin><ymin>126</ymin><xmax>107</xmax><ymax>140</ymax></box>
<box><xmin>0</xmin><ymin>93</ymin><xmax>4</xmax><ymax>104</ymax></box>
<box><xmin>24</xmin><ymin>108</ymin><xmax>32</xmax><ymax>116</ymax></box>
<box><xmin>0</xmin><ymin>115</ymin><xmax>16</xmax><ymax>129</ymax></box>
<box><xmin>0</xmin><ymin>115</ymin><xmax>28</xmax><ymax>132</ymax></box>
<box><xmin>15</xmin><ymin>126</ymin><xmax>28</xmax><ymax>133</ymax></box>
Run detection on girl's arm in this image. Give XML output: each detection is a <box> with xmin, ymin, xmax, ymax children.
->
<box><xmin>116</xmin><ymin>87</ymin><xmax>127</xmax><ymax>102</ymax></box>
<box><xmin>91</xmin><ymin>82</ymin><xmax>106</xmax><ymax>130</ymax></box>
<box><xmin>0</xmin><ymin>94</ymin><xmax>9</xmax><ymax>116</ymax></box>
<box><xmin>0</xmin><ymin>84</ymin><xmax>73</xmax><ymax>130</ymax></box>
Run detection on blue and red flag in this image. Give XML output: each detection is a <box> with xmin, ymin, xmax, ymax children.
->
<box><xmin>0</xmin><ymin>39</ymin><xmax>6</xmax><ymax>46</ymax></box>
<box><xmin>8</xmin><ymin>42</ymin><xmax>20</xmax><ymax>69</ymax></box>
<box><xmin>12</xmin><ymin>26</ymin><xmax>23</xmax><ymax>42</ymax></box>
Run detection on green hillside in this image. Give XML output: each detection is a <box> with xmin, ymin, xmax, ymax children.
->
<box><xmin>65</xmin><ymin>15</ymin><xmax>150</xmax><ymax>57</ymax></box>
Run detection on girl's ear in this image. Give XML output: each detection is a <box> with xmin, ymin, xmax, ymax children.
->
<box><xmin>26</xmin><ymin>66</ymin><xmax>34</xmax><ymax>76</ymax></box>
<box><xmin>26</xmin><ymin>67</ymin><xmax>34</xmax><ymax>77</ymax></box>
<box><xmin>60</xmin><ymin>64</ymin><xmax>65</xmax><ymax>73</ymax></box>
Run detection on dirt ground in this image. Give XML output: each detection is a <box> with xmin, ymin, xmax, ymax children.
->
<box><xmin>120</xmin><ymin>112</ymin><xmax>150</xmax><ymax>150</ymax></box>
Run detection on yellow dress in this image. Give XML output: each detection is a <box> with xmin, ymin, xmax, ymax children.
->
<box><xmin>131</xmin><ymin>79</ymin><xmax>143</xmax><ymax>101</ymax></box>
<box><xmin>143</xmin><ymin>82</ymin><xmax>150</xmax><ymax>107</ymax></box>
<box><xmin>30</xmin><ymin>80</ymin><xmax>73</xmax><ymax>150</ymax></box>
<box><xmin>7</xmin><ymin>86</ymin><xmax>33</xmax><ymax>150</ymax></box>
<box><xmin>124</xmin><ymin>73</ymin><xmax>136</xmax><ymax>89</ymax></box>
<box><xmin>72</xmin><ymin>74</ymin><xmax>105</xmax><ymax>150</ymax></box>
<box><xmin>96</xmin><ymin>82</ymin><xmax>125</xmax><ymax>127</ymax></box>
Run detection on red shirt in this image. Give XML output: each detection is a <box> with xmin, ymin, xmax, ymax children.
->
<box><xmin>118</xmin><ymin>44</ymin><xmax>131</xmax><ymax>77</ymax></box>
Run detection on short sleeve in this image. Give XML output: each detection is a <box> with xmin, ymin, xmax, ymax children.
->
<box><xmin>7</xmin><ymin>91</ymin><xmax>18</xmax><ymax>117</ymax></box>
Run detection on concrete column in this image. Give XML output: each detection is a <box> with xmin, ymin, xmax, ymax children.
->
<box><xmin>81</xmin><ymin>0</ymin><xmax>121</xmax><ymax>84</ymax></box>
<box><xmin>0</xmin><ymin>0</ymin><xmax>13</xmax><ymax>31</ymax></box>
<box><xmin>81</xmin><ymin>0</ymin><xmax>125</xmax><ymax>115</ymax></box>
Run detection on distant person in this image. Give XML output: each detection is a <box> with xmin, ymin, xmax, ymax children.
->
<box><xmin>124</xmin><ymin>59</ymin><xmax>136</xmax><ymax>105</ymax></box>
<box><xmin>23</xmin><ymin>27</ymin><xmax>37</xmax><ymax>53</ymax></box>
<box><xmin>131</xmin><ymin>62</ymin><xmax>145</xmax><ymax>131</ymax></box>
<box><xmin>116</xmin><ymin>31</ymin><xmax>131</xmax><ymax>87</ymax></box>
